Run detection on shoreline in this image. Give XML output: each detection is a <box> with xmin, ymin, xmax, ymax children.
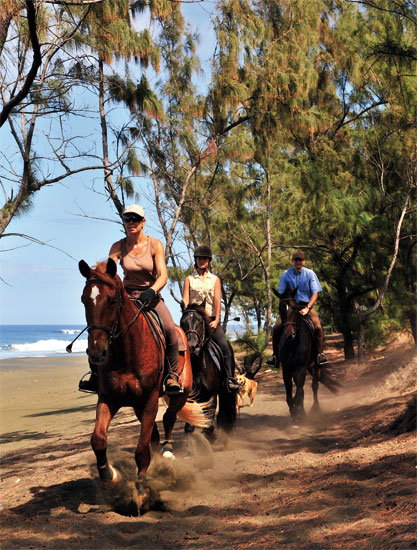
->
<box><xmin>0</xmin><ymin>354</ymin><xmax>87</xmax><ymax>371</ymax></box>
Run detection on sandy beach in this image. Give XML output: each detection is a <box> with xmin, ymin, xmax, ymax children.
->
<box><xmin>0</xmin><ymin>356</ymin><xmax>96</xmax><ymax>455</ymax></box>
<box><xmin>0</xmin><ymin>336</ymin><xmax>415</xmax><ymax>549</ymax></box>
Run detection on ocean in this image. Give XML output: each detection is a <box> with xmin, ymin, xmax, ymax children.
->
<box><xmin>0</xmin><ymin>323</ymin><xmax>247</xmax><ymax>360</ymax></box>
<box><xmin>0</xmin><ymin>325</ymin><xmax>87</xmax><ymax>359</ymax></box>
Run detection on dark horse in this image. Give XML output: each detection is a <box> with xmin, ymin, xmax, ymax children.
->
<box><xmin>78</xmin><ymin>259</ymin><xmax>210</xmax><ymax>483</ymax></box>
<box><xmin>273</xmin><ymin>287</ymin><xmax>339</xmax><ymax>424</ymax></box>
<box><xmin>180</xmin><ymin>304</ymin><xmax>237</xmax><ymax>441</ymax></box>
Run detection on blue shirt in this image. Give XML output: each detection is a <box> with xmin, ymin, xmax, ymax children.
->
<box><xmin>278</xmin><ymin>267</ymin><xmax>322</xmax><ymax>303</ymax></box>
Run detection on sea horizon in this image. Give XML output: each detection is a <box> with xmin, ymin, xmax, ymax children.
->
<box><xmin>0</xmin><ymin>324</ymin><xmax>87</xmax><ymax>360</ymax></box>
<box><xmin>0</xmin><ymin>322</ymin><xmax>246</xmax><ymax>360</ymax></box>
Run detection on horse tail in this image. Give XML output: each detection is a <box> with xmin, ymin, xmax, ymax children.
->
<box><xmin>163</xmin><ymin>396</ymin><xmax>212</xmax><ymax>428</ymax></box>
<box><xmin>217</xmin><ymin>384</ymin><xmax>237</xmax><ymax>433</ymax></box>
<box><xmin>318</xmin><ymin>363</ymin><xmax>341</xmax><ymax>394</ymax></box>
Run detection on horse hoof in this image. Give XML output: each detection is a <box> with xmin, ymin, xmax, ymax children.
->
<box><xmin>101</xmin><ymin>464</ymin><xmax>120</xmax><ymax>484</ymax></box>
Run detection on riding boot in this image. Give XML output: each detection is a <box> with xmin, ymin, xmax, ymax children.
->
<box><xmin>266</xmin><ymin>325</ymin><xmax>283</xmax><ymax>368</ymax></box>
<box><xmin>78</xmin><ymin>361</ymin><xmax>98</xmax><ymax>393</ymax></box>
<box><xmin>223</xmin><ymin>353</ymin><xmax>240</xmax><ymax>391</ymax></box>
<box><xmin>315</xmin><ymin>329</ymin><xmax>328</xmax><ymax>365</ymax></box>
<box><xmin>164</xmin><ymin>341</ymin><xmax>183</xmax><ymax>395</ymax></box>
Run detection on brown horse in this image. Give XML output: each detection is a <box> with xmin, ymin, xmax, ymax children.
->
<box><xmin>78</xmin><ymin>259</ymin><xmax>210</xmax><ymax>484</ymax></box>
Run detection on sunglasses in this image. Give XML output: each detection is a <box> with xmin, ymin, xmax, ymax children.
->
<box><xmin>293</xmin><ymin>257</ymin><xmax>304</xmax><ymax>261</ymax></box>
<box><xmin>196</xmin><ymin>256</ymin><xmax>210</xmax><ymax>260</ymax></box>
<box><xmin>123</xmin><ymin>214</ymin><xmax>143</xmax><ymax>223</ymax></box>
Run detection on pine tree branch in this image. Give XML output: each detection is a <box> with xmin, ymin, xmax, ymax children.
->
<box><xmin>0</xmin><ymin>0</ymin><xmax>41</xmax><ymax>127</ymax></box>
<box><xmin>0</xmin><ymin>233</ymin><xmax>77</xmax><ymax>260</ymax></box>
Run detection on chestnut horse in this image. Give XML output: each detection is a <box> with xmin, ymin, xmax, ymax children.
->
<box><xmin>180</xmin><ymin>304</ymin><xmax>237</xmax><ymax>442</ymax></box>
<box><xmin>273</xmin><ymin>287</ymin><xmax>339</xmax><ymax>424</ymax></box>
<box><xmin>78</xmin><ymin>259</ymin><xmax>210</xmax><ymax>483</ymax></box>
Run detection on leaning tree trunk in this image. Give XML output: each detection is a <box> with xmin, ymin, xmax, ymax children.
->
<box><xmin>406</xmin><ymin>311</ymin><xmax>417</xmax><ymax>345</ymax></box>
<box><xmin>357</xmin><ymin>306</ymin><xmax>366</xmax><ymax>364</ymax></box>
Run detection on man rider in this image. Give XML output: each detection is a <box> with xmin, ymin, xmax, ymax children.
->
<box><xmin>268</xmin><ymin>250</ymin><xmax>328</xmax><ymax>368</ymax></box>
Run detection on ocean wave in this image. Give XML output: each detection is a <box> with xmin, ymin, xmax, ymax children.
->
<box><xmin>59</xmin><ymin>329</ymin><xmax>82</xmax><ymax>335</ymax></box>
<box><xmin>0</xmin><ymin>338</ymin><xmax>88</xmax><ymax>358</ymax></box>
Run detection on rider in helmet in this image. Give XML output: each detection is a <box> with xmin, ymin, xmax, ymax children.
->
<box><xmin>182</xmin><ymin>245</ymin><xmax>240</xmax><ymax>392</ymax></box>
<box><xmin>267</xmin><ymin>250</ymin><xmax>328</xmax><ymax>368</ymax></box>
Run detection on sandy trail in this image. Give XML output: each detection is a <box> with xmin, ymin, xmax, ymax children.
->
<box><xmin>0</xmin><ymin>334</ymin><xmax>415</xmax><ymax>549</ymax></box>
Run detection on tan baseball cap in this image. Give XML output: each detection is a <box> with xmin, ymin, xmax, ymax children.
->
<box><xmin>123</xmin><ymin>205</ymin><xmax>145</xmax><ymax>218</ymax></box>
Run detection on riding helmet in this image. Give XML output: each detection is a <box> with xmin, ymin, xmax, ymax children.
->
<box><xmin>194</xmin><ymin>244</ymin><xmax>212</xmax><ymax>259</ymax></box>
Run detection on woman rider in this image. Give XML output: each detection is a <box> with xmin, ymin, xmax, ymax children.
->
<box><xmin>79</xmin><ymin>205</ymin><xmax>181</xmax><ymax>395</ymax></box>
<box><xmin>182</xmin><ymin>245</ymin><xmax>239</xmax><ymax>392</ymax></box>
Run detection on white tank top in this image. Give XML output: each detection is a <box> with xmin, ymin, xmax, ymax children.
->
<box><xmin>188</xmin><ymin>270</ymin><xmax>217</xmax><ymax>317</ymax></box>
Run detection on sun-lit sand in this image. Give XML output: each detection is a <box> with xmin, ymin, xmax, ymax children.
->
<box><xmin>0</xmin><ymin>356</ymin><xmax>95</xmax><ymax>453</ymax></box>
<box><xmin>0</xmin><ymin>355</ymin><xmax>168</xmax><ymax>456</ymax></box>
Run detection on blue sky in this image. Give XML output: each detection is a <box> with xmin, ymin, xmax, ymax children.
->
<box><xmin>0</xmin><ymin>1</ymin><xmax>216</xmax><ymax>326</ymax></box>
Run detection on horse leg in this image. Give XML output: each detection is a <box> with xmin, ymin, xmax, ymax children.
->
<box><xmin>135</xmin><ymin>395</ymin><xmax>159</xmax><ymax>475</ymax></box>
<box><xmin>134</xmin><ymin>408</ymin><xmax>160</xmax><ymax>454</ymax></box>
<box><xmin>311</xmin><ymin>368</ymin><xmax>321</xmax><ymax>414</ymax></box>
<box><xmin>91</xmin><ymin>400</ymin><xmax>120</xmax><ymax>483</ymax></box>
<box><xmin>161</xmin><ymin>408</ymin><xmax>177</xmax><ymax>457</ymax></box>
<box><xmin>292</xmin><ymin>369</ymin><xmax>307</xmax><ymax>424</ymax></box>
<box><xmin>203</xmin><ymin>395</ymin><xmax>217</xmax><ymax>443</ymax></box>
<box><xmin>282</xmin><ymin>368</ymin><xmax>294</xmax><ymax>418</ymax></box>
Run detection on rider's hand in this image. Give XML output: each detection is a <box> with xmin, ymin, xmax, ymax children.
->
<box><xmin>139</xmin><ymin>288</ymin><xmax>156</xmax><ymax>304</ymax></box>
<box><xmin>300</xmin><ymin>307</ymin><xmax>309</xmax><ymax>316</ymax></box>
<box><xmin>209</xmin><ymin>320</ymin><xmax>218</xmax><ymax>329</ymax></box>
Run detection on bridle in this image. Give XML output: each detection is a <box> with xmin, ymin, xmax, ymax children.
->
<box><xmin>66</xmin><ymin>277</ymin><xmax>144</xmax><ymax>353</ymax></box>
<box><xmin>183</xmin><ymin>309</ymin><xmax>208</xmax><ymax>350</ymax></box>
<box><xmin>279</xmin><ymin>297</ymin><xmax>298</xmax><ymax>329</ymax></box>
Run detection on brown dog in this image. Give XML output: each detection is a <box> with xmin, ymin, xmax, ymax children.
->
<box><xmin>236</xmin><ymin>373</ymin><xmax>258</xmax><ymax>410</ymax></box>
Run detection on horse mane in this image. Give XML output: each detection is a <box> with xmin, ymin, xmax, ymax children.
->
<box><xmin>185</xmin><ymin>303</ymin><xmax>214</xmax><ymax>338</ymax></box>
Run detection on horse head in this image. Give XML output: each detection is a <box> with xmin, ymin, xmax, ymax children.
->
<box><xmin>79</xmin><ymin>258</ymin><xmax>122</xmax><ymax>366</ymax></box>
<box><xmin>180</xmin><ymin>303</ymin><xmax>213</xmax><ymax>356</ymax></box>
<box><xmin>278</xmin><ymin>286</ymin><xmax>298</xmax><ymax>340</ymax></box>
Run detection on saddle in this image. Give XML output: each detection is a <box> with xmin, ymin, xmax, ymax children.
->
<box><xmin>301</xmin><ymin>314</ymin><xmax>316</xmax><ymax>340</ymax></box>
<box><xmin>131</xmin><ymin>300</ymin><xmax>187</xmax><ymax>352</ymax></box>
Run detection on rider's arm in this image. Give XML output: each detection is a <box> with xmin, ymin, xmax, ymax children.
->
<box><xmin>151</xmin><ymin>238</ymin><xmax>168</xmax><ymax>293</ymax></box>
<box><xmin>278</xmin><ymin>270</ymin><xmax>288</xmax><ymax>294</ymax></box>
<box><xmin>210</xmin><ymin>276</ymin><xmax>221</xmax><ymax>329</ymax></box>
<box><xmin>182</xmin><ymin>276</ymin><xmax>190</xmax><ymax>307</ymax></box>
<box><xmin>300</xmin><ymin>292</ymin><xmax>318</xmax><ymax>316</ymax></box>
<box><xmin>108</xmin><ymin>241</ymin><xmax>121</xmax><ymax>264</ymax></box>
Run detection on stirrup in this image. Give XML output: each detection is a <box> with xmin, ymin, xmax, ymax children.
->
<box><xmin>226</xmin><ymin>377</ymin><xmax>240</xmax><ymax>392</ymax></box>
<box><xmin>317</xmin><ymin>353</ymin><xmax>328</xmax><ymax>366</ymax></box>
<box><xmin>78</xmin><ymin>372</ymin><xmax>97</xmax><ymax>394</ymax></box>
<box><xmin>266</xmin><ymin>356</ymin><xmax>277</xmax><ymax>367</ymax></box>
<box><xmin>163</xmin><ymin>372</ymin><xmax>184</xmax><ymax>395</ymax></box>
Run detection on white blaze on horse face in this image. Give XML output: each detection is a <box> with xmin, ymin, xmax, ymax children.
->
<box><xmin>90</xmin><ymin>285</ymin><xmax>100</xmax><ymax>306</ymax></box>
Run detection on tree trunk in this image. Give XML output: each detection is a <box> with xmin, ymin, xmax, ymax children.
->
<box><xmin>342</xmin><ymin>328</ymin><xmax>355</xmax><ymax>360</ymax></box>
<box><xmin>406</xmin><ymin>311</ymin><xmax>417</xmax><ymax>345</ymax></box>
<box><xmin>98</xmin><ymin>56</ymin><xmax>124</xmax><ymax>217</ymax></box>
<box><xmin>356</xmin><ymin>306</ymin><xmax>366</xmax><ymax>364</ymax></box>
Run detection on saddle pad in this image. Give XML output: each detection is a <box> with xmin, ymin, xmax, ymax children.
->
<box><xmin>175</xmin><ymin>325</ymin><xmax>188</xmax><ymax>353</ymax></box>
